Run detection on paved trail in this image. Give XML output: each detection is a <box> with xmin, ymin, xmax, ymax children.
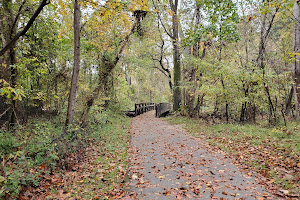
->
<box><xmin>125</xmin><ymin>111</ymin><xmax>277</xmax><ymax>199</ymax></box>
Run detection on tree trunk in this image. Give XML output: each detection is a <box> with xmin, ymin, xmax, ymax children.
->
<box><xmin>285</xmin><ymin>85</ymin><xmax>294</xmax><ymax>115</ymax></box>
<box><xmin>184</xmin><ymin>67</ymin><xmax>196</xmax><ymax>117</ymax></box>
<box><xmin>170</xmin><ymin>0</ymin><xmax>181</xmax><ymax>111</ymax></box>
<box><xmin>9</xmin><ymin>46</ymin><xmax>17</xmax><ymax>127</ymax></box>
<box><xmin>65</xmin><ymin>0</ymin><xmax>81</xmax><ymax>128</ymax></box>
<box><xmin>221</xmin><ymin>75</ymin><xmax>229</xmax><ymax>122</ymax></box>
<box><xmin>293</xmin><ymin>1</ymin><xmax>300</xmax><ymax>118</ymax></box>
<box><xmin>194</xmin><ymin>93</ymin><xmax>205</xmax><ymax>118</ymax></box>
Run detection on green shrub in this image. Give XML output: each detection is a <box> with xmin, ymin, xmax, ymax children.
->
<box><xmin>0</xmin><ymin>131</ymin><xmax>18</xmax><ymax>156</ymax></box>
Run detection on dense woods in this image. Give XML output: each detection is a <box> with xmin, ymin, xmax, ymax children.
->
<box><xmin>0</xmin><ymin>0</ymin><xmax>299</xmax><ymax>199</ymax></box>
<box><xmin>1</xmin><ymin>0</ymin><xmax>299</xmax><ymax>127</ymax></box>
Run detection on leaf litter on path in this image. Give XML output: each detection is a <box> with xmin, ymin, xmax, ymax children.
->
<box><xmin>123</xmin><ymin>111</ymin><xmax>294</xmax><ymax>199</ymax></box>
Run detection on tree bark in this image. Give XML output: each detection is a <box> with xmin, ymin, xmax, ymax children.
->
<box><xmin>293</xmin><ymin>1</ymin><xmax>300</xmax><ymax>118</ymax></box>
<box><xmin>170</xmin><ymin>0</ymin><xmax>182</xmax><ymax>111</ymax></box>
<box><xmin>65</xmin><ymin>0</ymin><xmax>81</xmax><ymax>128</ymax></box>
<box><xmin>285</xmin><ymin>85</ymin><xmax>294</xmax><ymax>115</ymax></box>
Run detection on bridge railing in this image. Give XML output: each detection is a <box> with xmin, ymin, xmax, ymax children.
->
<box><xmin>135</xmin><ymin>102</ymin><xmax>155</xmax><ymax>116</ymax></box>
<box><xmin>155</xmin><ymin>103</ymin><xmax>172</xmax><ymax>117</ymax></box>
<box><xmin>125</xmin><ymin>102</ymin><xmax>171</xmax><ymax>117</ymax></box>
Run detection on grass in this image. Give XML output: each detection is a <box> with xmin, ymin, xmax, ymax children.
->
<box><xmin>164</xmin><ymin>115</ymin><xmax>300</xmax><ymax>195</ymax></box>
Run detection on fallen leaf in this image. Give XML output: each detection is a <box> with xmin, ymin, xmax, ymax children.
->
<box><xmin>279</xmin><ymin>190</ymin><xmax>289</xmax><ymax>195</ymax></box>
<box><xmin>222</xmin><ymin>191</ymin><xmax>228</xmax><ymax>195</ymax></box>
<box><xmin>132</xmin><ymin>174</ymin><xmax>138</xmax><ymax>179</ymax></box>
<box><xmin>268</xmin><ymin>179</ymin><xmax>275</xmax><ymax>184</ymax></box>
<box><xmin>163</xmin><ymin>190</ymin><xmax>171</xmax><ymax>196</ymax></box>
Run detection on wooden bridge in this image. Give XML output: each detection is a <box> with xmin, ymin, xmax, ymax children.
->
<box><xmin>125</xmin><ymin>103</ymin><xmax>172</xmax><ymax>117</ymax></box>
<box><xmin>155</xmin><ymin>103</ymin><xmax>172</xmax><ymax>117</ymax></box>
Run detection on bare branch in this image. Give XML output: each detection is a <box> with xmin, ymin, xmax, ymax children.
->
<box><xmin>153</xmin><ymin>65</ymin><xmax>168</xmax><ymax>77</ymax></box>
<box><xmin>151</xmin><ymin>0</ymin><xmax>174</xmax><ymax>39</ymax></box>
<box><xmin>0</xmin><ymin>107</ymin><xmax>10</xmax><ymax>119</ymax></box>
<box><xmin>264</xmin><ymin>6</ymin><xmax>280</xmax><ymax>41</ymax></box>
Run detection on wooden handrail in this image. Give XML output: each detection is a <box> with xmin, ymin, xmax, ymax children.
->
<box><xmin>135</xmin><ymin>102</ymin><xmax>155</xmax><ymax>116</ymax></box>
<box><xmin>155</xmin><ymin>103</ymin><xmax>171</xmax><ymax>117</ymax></box>
<box><xmin>125</xmin><ymin>102</ymin><xmax>171</xmax><ymax>117</ymax></box>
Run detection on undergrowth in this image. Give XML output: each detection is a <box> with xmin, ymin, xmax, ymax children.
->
<box><xmin>0</xmin><ymin>110</ymin><xmax>131</xmax><ymax>199</ymax></box>
<box><xmin>164</xmin><ymin>115</ymin><xmax>300</xmax><ymax>195</ymax></box>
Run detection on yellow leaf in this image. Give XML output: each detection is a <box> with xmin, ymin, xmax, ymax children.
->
<box><xmin>153</xmin><ymin>8</ymin><xmax>159</xmax><ymax>13</ymax></box>
<box><xmin>158</xmin><ymin>175</ymin><xmax>165</xmax><ymax>179</ymax></box>
<box><xmin>168</xmin><ymin>10</ymin><xmax>174</xmax><ymax>16</ymax></box>
<box><xmin>16</xmin><ymin>150</ymin><xmax>23</xmax><ymax>158</ymax></box>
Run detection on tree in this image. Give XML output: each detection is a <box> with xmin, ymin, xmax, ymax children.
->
<box><xmin>0</xmin><ymin>0</ymin><xmax>50</xmax><ymax>127</ymax></box>
<box><xmin>169</xmin><ymin>0</ymin><xmax>181</xmax><ymax>111</ymax></box>
<box><xmin>293</xmin><ymin>0</ymin><xmax>300</xmax><ymax>118</ymax></box>
<box><xmin>147</xmin><ymin>18</ymin><xmax>173</xmax><ymax>91</ymax></box>
<box><xmin>65</xmin><ymin>0</ymin><xmax>81</xmax><ymax>128</ymax></box>
<box><xmin>0</xmin><ymin>0</ymin><xmax>50</xmax><ymax>57</ymax></box>
<box><xmin>183</xmin><ymin>2</ymin><xmax>203</xmax><ymax>118</ymax></box>
<box><xmin>182</xmin><ymin>0</ymin><xmax>239</xmax><ymax>119</ymax></box>
<box><xmin>80</xmin><ymin>1</ymin><xmax>148</xmax><ymax>127</ymax></box>
<box><xmin>152</xmin><ymin>0</ymin><xmax>181</xmax><ymax>110</ymax></box>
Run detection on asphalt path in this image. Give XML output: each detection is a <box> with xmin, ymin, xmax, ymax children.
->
<box><xmin>125</xmin><ymin>111</ymin><xmax>278</xmax><ymax>200</ymax></box>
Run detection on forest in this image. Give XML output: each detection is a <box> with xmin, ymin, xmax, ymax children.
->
<box><xmin>0</xmin><ymin>0</ymin><xmax>299</xmax><ymax>199</ymax></box>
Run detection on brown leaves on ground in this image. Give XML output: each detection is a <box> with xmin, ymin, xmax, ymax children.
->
<box><xmin>18</xmin><ymin>117</ymin><xmax>131</xmax><ymax>200</ymax></box>
<box><xmin>18</xmin><ymin>143</ymin><xmax>129</xmax><ymax>199</ymax></box>
<box><xmin>204</xmin><ymin>135</ymin><xmax>300</xmax><ymax>197</ymax></box>
<box><xmin>165</xmin><ymin>116</ymin><xmax>300</xmax><ymax>198</ymax></box>
<box><xmin>125</xmin><ymin>112</ymin><xmax>283</xmax><ymax>199</ymax></box>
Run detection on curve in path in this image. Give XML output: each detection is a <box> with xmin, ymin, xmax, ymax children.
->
<box><xmin>125</xmin><ymin>111</ymin><xmax>278</xmax><ymax>200</ymax></box>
